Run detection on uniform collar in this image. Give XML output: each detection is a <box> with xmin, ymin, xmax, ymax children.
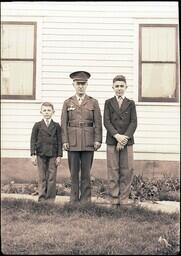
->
<box><xmin>75</xmin><ymin>94</ymin><xmax>86</xmax><ymax>100</ymax></box>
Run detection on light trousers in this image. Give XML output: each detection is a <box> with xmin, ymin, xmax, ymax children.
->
<box><xmin>107</xmin><ymin>145</ymin><xmax>134</xmax><ymax>204</ymax></box>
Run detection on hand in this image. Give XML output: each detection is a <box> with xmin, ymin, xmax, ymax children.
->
<box><xmin>56</xmin><ymin>157</ymin><xmax>61</xmax><ymax>166</ymax></box>
<box><xmin>116</xmin><ymin>143</ymin><xmax>124</xmax><ymax>151</ymax></box>
<box><xmin>94</xmin><ymin>142</ymin><xmax>101</xmax><ymax>151</ymax></box>
<box><xmin>31</xmin><ymin>155</ymin><xmax>37</xmax><ymax>166</ymax></box>
<box><xmin>63</xmin><ymin>143</ymin><xmax>69</xmax><ymax>151</ymax></box>
<box><xmin>114</xmin><ymin>134</ymin><xmax>129</xmax><ymax>145</ymax></box>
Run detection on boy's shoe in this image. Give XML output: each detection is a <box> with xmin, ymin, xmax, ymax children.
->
<box><xmin>111</xmin><ymin>197</ymin><xmax>120</xmax><ymax>208</ymax></box>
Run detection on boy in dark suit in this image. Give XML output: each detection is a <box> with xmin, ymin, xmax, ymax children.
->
<box><xmin>104</xmin><ymin>75</ymin><xmax>137</xmax><ymax>207</ymax></box>
<box><xmin>30</xmin><ymin>102</ymin><xmax>62</xmax><ymax>202</ymax></box>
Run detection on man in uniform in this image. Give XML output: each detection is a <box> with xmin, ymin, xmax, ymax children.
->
<box><xmin>61</xmin><ymin>71</ymin><xmax>102</xmax><ymax>203</ymax></box>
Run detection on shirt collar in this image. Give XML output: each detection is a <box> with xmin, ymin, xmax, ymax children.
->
<box><xmin>43</xmin><ymin>118</ymin><xmax>52</xmax><ymax>123</ymax></box>
<box><xmin>116</xmin><ymin>95</ymin><xmax>125</xmax><ymax>100</ymax></box>
<box><xmin>76</xmin><ymin>94</ymin><xmax>86</xmax><ymax>100</ymax></box>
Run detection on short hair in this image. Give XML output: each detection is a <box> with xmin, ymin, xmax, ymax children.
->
<box><xmin>41</xmin><ymin>102</ymin><xmax>54</xmax><ymax>111</ymax></box>
<box><xmin>113</xmin><ymin>75</ymin><xmax>126</xmax><ymax>84</ymax></box>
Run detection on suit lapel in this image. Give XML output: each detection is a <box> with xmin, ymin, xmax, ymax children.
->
<box><xmin>41</xmin><ymin>120</ymin><xmax>48</xmax><ymax>131</ymax></box>
<box><xmin>41</xmin><ymin>120</ymin><xmax>54</xmax><ymax>135</ymax></box>
<box><xmin>110</xmin><ymin>97</ymin><xmax>120</xmax><ymax>116</ymax></box>
<box><xmin>119</xmin><ymin>97</ymin><xmax>131</xmax><ymax>114</ymax></box>
<box><xmin>110</xmin><ymin>97</ymin><xmax>131</xmax><ymax>115</ymax></box>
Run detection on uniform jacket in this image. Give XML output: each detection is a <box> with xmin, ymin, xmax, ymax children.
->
<box><xmin>30</xmin><ymin>120</ymin><xmax>62</xmax><ymax>157</ymax></box>
<box><xmin>61</xmin><ymin>94</ymin><xmax>102</xmax><ymax>151</ymax></box>
<box><xmin>104</xmin><ymin>96</ymin><xmax>137</xmax><ymax>146</ymax></box>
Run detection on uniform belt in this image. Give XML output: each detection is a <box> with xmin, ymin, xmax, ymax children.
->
<box><xmin>68</xmin><ymin>121</ymin><xmax>93</xmax><ymax>127</ymax></box>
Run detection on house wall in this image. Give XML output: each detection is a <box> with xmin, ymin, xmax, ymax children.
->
<box><xmin>1</xmin><ymin>2</ymin><xmax>180</xmax><ymax>182</ymax></box>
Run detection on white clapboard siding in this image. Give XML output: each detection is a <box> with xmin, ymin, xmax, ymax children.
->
<box><xmin>1</xmin><ymin>2</ymin><xmax>179</xmax><ymax>160</ymax></box>
<box><xmin>2</xmin><ymin>1</ymin><xmax>178</xmax><ymax>18</ymax></box>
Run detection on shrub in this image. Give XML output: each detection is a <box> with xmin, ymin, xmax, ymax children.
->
<box><xmin>1</xmin><ymin>175</ymin><xmax>180</xmax><ymax>202</ymax></box>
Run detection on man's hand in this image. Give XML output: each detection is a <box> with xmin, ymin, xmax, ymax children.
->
<box><xmin>63</xmin><ymin>143</ymin><xmax>69</xmax><ymax>151</ymax></box>
<box><xmin>94</xmin><ymin>142</ymin><xmax>101</xmax><ymax>151</ymax></box>
<box><xmin>114</xmin><ymin>134</ymin><xmax>129</xmax><ymax>145</ymax></box>
<box><xmin>31</xmin><ymin>155</ymin><xmax>37</xmax><ymax>166</ymax></box>
<box><xmin>56</xmin><ymin>156</ymin><xmax>61</xmax><ymax>166</ymax></box>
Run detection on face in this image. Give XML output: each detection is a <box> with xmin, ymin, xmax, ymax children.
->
<box><xmin>73</xmin><ymin>80</ymin><xmax>88</xmax><ymax>96</ymax></box>
<box><xmin>112</xmin><ymin>80</ymin><xmax>127</xmax><ymax>97</ymax></box>
<box><xmin>40</xmin><ymin>106</ymin><xmax>54</xmax><ymax>119</ymax></box>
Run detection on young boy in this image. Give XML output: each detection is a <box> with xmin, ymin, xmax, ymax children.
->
<box><xmin>30</xmin><ymin>102</ymin><xmax>62</xmax><ymax>202</ymax></box>
<box><xmin>103</xmin><ymin>75</ymin><xmax>137</xmax><ymax>207</ymax></box>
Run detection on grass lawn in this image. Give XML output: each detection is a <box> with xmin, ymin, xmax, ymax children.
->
<box><xmin>1</xmin><ymin>198</ymin><xmax>180</xmax><ymax>255</ymax></box>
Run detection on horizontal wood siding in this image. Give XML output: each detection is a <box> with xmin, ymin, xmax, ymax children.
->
<box><xmin>1</xmin><ymin>2</ymin><xmax>179</xmax><ymax>160</ymax></box>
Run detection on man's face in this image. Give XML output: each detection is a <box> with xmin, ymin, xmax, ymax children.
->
<box><xmin>73</xmin><ymin>80</ymin><xmax>88</xmax><ymax>96</ymax></box>
<box><xmin>112</xmin><ymin>81</ymin><xmax>127</xmax><ymax>97</ymax></box>
<box><xmin>40</xmin><ymin>106</ymin><xmax>54</xmax><ymax>119</ymax></box>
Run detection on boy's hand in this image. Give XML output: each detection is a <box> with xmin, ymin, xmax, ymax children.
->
<box><xmin>56</xmin><ymin>157</ymin><xmax>61</xmax><ymax>166</ymax></box>
<box><xmin>114</xmin><ymin>134</ymin><xmax>129</xmax><ymax>145</ymax></box>
<box><xmin>63</xmin><ymin>143</ymin><xmax>69</xmax><ymax>151</ymax></box>
<box><xmin>116</xmin><ymin>143</ymin><xmax>124</xmax><ymax>151</ymax></box>
<box><xmin>31</xmin><ymin>155</ymin><xmax>37</xmax><ymax>166</ymax></box>
<box><xmin>94</xmin><ymin>142</ymin><xmax>101</xmax><ymax>151</ymax></box>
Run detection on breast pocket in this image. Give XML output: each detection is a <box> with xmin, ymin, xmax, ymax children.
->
<box><xmin>84</xmin><ymin>106</ymin><xmax>94</xmax><ymax>120</ymax></box>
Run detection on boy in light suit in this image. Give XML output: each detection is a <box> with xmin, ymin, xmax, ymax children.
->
<box><xmin>104</xmin><ymin>75</ymin><xmax>137</xmax><ymax>207</ymax></box>
<box><xmin>30</xmin><ymin>102</ymin><xmax>62</xmax><ymax>202</ymax></box>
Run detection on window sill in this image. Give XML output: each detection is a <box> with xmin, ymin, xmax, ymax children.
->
<box><xmin>1</xmin><ymin>99</ymin><xmax>42</xmax><ymax>104</ymax></box>
<box><xmin>135</xmin><ymin>101</ymin><xmax>180</xmax><ymax>106</ymax></box>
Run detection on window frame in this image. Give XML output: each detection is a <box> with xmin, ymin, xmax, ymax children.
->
<box><xmin>1</xmin><ymin>21</ymin><xmax>37</xmax><ymax>100</ymax></box>
<box><xmin>138</xmin><ymin>24</ymin><xmax>179</xmax><ymax>103</ymax></box>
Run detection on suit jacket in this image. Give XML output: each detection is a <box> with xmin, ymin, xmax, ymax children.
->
<box><xmin>30</xmin><ymin>119</ymin><xmax>62</xmax><ymax>157</ymax></box>
<box><xmin>104</xmin><ymin>96</ymin><xmax>137</xmax><ymax>146</ymax></box>
<box><xmin>61</xmin><ymin>95</ymin><xmax>102</xmax><ymax>151</ymax></box>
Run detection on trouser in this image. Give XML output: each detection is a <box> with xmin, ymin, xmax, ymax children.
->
<box><xmin>37</xmin><ymin>156</ymin><xmax>57</xmax><ymax>201</ymax></box>
<box><xmin>107</xmin><ymin>145</ymin><xmax>134</xmax><ymax>204</ymax></box>
<box><xmin>68</xmin><ymin>151</ymin><xmax>94</xmax><ymax>202</ymax></box>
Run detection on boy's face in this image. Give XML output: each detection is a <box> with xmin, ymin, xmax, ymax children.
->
<box><xmin>112</xmin><ymin>80</ymin><xmax>127</xmax><ymax>97</ymax></box>
<box><xmin>40</xmin><ymin>106</ymin><xmax>54</xmax><ymax>119</ymax></box>
<box><xmin>73</xmin><ymin>80</ymin><xmax>88</xmax><ymax>96</ymax></box>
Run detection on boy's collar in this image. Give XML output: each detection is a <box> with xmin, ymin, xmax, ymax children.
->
<box><xmin>43</xmin><ymin>118</ymin><xmax>52</xmax><ymax>122</ymax></box>
<box><xmin>115</xmin><ymin>95</ymin><xmax>125</xmax><ymax>99</ymax></box>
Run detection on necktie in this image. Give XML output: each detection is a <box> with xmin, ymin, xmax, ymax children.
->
<box><xmin>118</xmin><ymin>96</ymin><xmax>123</xmax><ymax>108</ymax></box>
<box><xmin>46</xmin><ymin>119</ymin><xmax>49</xmax><ymax>127</ymax></box>
<box><xmin>78</xmin><ymin>97</ymin><xmax>82</xmax><ymax>105</ymax></box>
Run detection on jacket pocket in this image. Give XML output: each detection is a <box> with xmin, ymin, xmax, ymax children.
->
<box><xmin>68</xmin><ymin>128</ymin><xmax>77</xmax><ymax>146</ymax></box>
<box><xmin>84</xmin><ymin>127</ymin><xmax>94</xmax><ymax>147</ymax></box>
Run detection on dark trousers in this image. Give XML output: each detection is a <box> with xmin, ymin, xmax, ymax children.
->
<box><xmin>37</xmin><ymin>156</ymin><xmax>57</xmax><ymax>201</ymax></box>
<box><xmin>68</xmin><ymin>151</ymin><xmax>94</xmax><ymax>202</ymax></box>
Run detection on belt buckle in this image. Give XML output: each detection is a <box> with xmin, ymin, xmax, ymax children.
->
<box><xmin>79</xmin><ymin>122</ymin><xmax>84</xmax><ymax>127</ymax></box>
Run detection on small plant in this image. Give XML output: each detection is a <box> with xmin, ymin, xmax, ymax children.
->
<box><xmin>1</xmin><ymin>175</ymin><xmax>180</xmax><ymax>202</ymax></box>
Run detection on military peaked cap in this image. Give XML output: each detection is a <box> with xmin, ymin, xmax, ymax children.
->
<box><xmin>70</xmin><ymin>71</ymin><xmax>91</xmax><ymax>81</ymax></box>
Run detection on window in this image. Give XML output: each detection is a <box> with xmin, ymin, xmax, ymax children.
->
<box><xmin>1</xmin><ymin>22</ymin><xmax>37</xmax><ymax>100</ymax></box>
<box><xmin>139</xmin><ymin>24</ymin><xmax>179</xmax><ymax>102</ymax></box>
